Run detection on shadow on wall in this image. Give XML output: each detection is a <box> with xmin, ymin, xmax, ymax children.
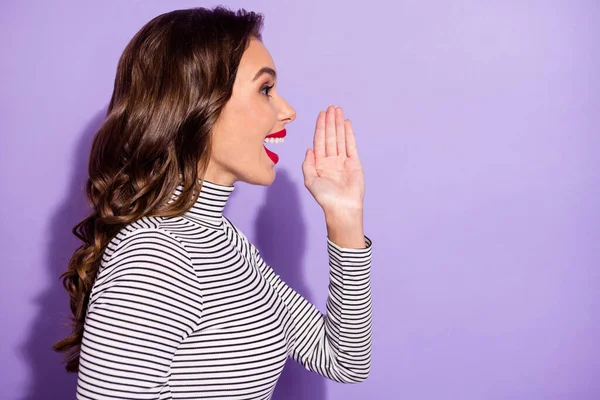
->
<box><xmin>254</xmin><ymin>170</ymin><xmax>326</xmax><ymax>400</ymax></box>
<box><xmin>19</xmin><ymin>109</ymin><xmax>107</xmax><ymax>400</ymax></box>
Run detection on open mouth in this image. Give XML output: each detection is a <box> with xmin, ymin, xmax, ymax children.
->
<box><xmin>263</xmin><ymin>129</ymin><xmax>286</xmax><ymax>164</ymax></box>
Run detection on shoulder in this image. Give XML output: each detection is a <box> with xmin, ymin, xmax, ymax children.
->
<box><xmin>100</xmin><ymin>216</ymin><xmax>195</xmax><ymax>278</ymax></box>
<box><xmin>90</xmin><ymin>216</ymin><xmax>203</xmax><ymax>304</ymax></box>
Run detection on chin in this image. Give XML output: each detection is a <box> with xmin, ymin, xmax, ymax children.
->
<box><xmin>239</xmin><ymin>168</ymin><xmax>276</xmax><ymax>186</ymax></box>
<box><xmin>257</xmin><ymin>168</ymin><xmax>276</xmax><ymax>186</ymax></box>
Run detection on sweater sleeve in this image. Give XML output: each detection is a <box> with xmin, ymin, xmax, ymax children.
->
<box><xmin>252</xmin><ymin>236</ymin><xmax>373</xmax><ymax>383</ymax></box>
<box><xmin>76</xmin><ymin>228</ymin><xmax>203</xmax><ymax>400</ymax></box>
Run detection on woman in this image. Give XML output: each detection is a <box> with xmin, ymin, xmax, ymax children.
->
<box><xmin>55</xmin><ymin>6</ymin><xmax>373</xmax><ymax>400</ymax></box>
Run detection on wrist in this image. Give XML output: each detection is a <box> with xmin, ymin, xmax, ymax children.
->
<box><xmin>324</xmin><ymin>207</ymin><xmax>363</xmax><ymax>226</ymax></box>
<box><xmin>324</xmin><ymin>208</ymin><xmax>365</xmax><ymax>249</ymax></box>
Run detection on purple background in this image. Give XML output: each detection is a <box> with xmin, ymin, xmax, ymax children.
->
<box><xmin>1</xmin><ymin>1</ymin><xmax>599</xmax><ymax>399</ymax></box>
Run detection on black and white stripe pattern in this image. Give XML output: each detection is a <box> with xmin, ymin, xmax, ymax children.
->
<box><xmin>77</xmin><ymin>180</ymin><xmax>373</xmax><ymax>399</ymax></box>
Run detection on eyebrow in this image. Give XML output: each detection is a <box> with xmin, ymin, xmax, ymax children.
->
<box><xmin>251</xmin><ymin>67</ymin><xmax>277</xmax><ymax>82</ymax></box>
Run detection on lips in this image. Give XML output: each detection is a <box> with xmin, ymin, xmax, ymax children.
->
<box><xmin>265</xmin><ymin>129</ymin><xmax>286</xmax><ymax>139</ymax></box>
<box><xmin>263</xmin><ymin>146</ymin><xmax>279</xmax><ymax>164</ymax></box>
<box><xmin>263</xmin><ymin>129</ymin><xmax>286</xmax><ymax>164</ymax></box>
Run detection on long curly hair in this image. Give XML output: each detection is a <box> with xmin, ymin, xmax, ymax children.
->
<box><xmin>53</xmin><ymin>6</ymin><xmax>264</xmax><ymax>373</ymax></box>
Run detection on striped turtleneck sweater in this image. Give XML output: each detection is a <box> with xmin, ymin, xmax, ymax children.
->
<box><xmin>76</xmin><ymin>180</ymin><xmax>373</xmax><ymax>400</ymax></box>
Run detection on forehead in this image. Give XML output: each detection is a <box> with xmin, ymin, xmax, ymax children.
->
<box><xmin>236</xmin><ymin>38</ymin><xmax>276</xmax><ymax>80</ymax></box>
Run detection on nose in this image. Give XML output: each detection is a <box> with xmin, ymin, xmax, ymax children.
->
<box><xmin>278</xmin><ymin>97</ymin><xmax>296</xmax><ymax>125</ymax></box>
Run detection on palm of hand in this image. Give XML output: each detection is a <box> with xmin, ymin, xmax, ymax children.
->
<box><xmin>302</xmin><ymin>106</ymin><xmax>365</xmax><ymax>213</ymax></box>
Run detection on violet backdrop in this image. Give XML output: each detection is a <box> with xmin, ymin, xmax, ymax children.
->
<box><xmin>1</xmin><ymin>1</ymin><xmax>598</xmax><ymax>399</ymax></box>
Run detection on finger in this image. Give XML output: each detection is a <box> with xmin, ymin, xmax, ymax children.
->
<box><xmin>335</xmin><ymin>107</ymin><xmax>347</xmax><ymax>157</ymax></box>
<box><xmin>325</xmin><ymin>105</ymin><xmax>337</xmax><ymax>157</ymax></box>
<box><xmin>345</xmin><ymin>119</ymin><xmax>359</xmax><ymax>158</ymax></box>
<box><xmin>302</xmin><ymin>148</ymin><xmax>317</xmax><ymax>185</ymax></box>
<box><xmin>303</xmin><ymin>147</ymin><xmax>315</xmax><ymax>168</ymax></box>
<box><xmin>313</xmin><ymin>111</ymin><xmax>326</xmax><ymax>160</ymax></box>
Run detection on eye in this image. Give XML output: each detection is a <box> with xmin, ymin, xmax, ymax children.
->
<box><xmin>260</xmin><ymin>83</ymin><xmax>275</xmax><ymax>98</ymax></box>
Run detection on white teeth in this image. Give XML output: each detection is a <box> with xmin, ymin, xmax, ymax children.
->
<box><xmin>264</xmin><ymin>137</ymin><xmax>285</xmax><ymax>144</ymax></box>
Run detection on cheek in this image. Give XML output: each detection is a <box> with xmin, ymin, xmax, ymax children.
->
<box><xmin>215</xmin><ymin>94</ymin><xmax>277</xmax><ymax>151</ymax></box>
<box><xmin>236</xmin><ymin>101</ymin><xmax>277</xmax><ymax>143</ymax></box>
<box><xmin>246</xmin><ymin>97</ymin><xmax>275</xmax><ymax>122</ymax></box>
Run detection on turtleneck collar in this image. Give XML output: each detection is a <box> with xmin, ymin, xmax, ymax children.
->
<box><xmin>173</xmin><ymin>179</ymin><xmax>235</xmax><ymax>225</ymax></box>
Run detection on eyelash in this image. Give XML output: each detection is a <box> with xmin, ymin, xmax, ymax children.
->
<box><xmin>261</xmin><ymin>84</ymin><xmax>274</xmax><ymax>97</ymax></box>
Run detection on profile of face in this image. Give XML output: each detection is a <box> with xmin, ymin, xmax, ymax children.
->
<box><xmin>204</xmin><ymin>38</ymin><xmax>297</xmax><ymax>186</ymax></box>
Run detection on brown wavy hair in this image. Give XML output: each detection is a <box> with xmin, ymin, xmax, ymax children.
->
<box><xmin>53</xmin><ymin>6</ymin><xmax>264</xmax><ymax>373</ymax></box>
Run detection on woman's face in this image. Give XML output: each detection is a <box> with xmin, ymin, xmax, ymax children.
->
<box><xmin>204</xmin><ymin>38</ymin><xmax>296</xmax><ymax>186</ymax></box>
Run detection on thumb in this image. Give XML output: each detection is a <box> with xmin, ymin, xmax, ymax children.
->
<box><xmin>302</xmin><ymin>148</ymin><xmax>317</xmax><ymax>183</ymax></box>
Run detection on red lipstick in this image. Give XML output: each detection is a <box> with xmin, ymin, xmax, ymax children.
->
<box><xmin>263</xmin><ymin>146</ymin><xmax>279</xmax><ymax>164</ymax></box>
<box><xmin>265</xmin><ymin>129</ymin><xmax>286</xmax><ymax>139</ymax></box>
<box><xmin>263</xmin><ymin>129</ymin><xmax>286</xmax><ymax>164</ymax></box>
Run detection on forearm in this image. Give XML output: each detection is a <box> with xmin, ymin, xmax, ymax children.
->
<box><xmin>252</xmin><ymin>234</ymin><xmax>373</xmax><ymax>383</ymax></box>
<box><xmin>274</xmin><ymin>236</ymin><xmax>373</xmax><ymax>383</ymax></box>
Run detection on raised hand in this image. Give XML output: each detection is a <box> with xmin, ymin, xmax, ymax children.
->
<box><xmin>302</xmin><ymin>105</ymin><xmax>365</xmax><ymax>215</ymax></box>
